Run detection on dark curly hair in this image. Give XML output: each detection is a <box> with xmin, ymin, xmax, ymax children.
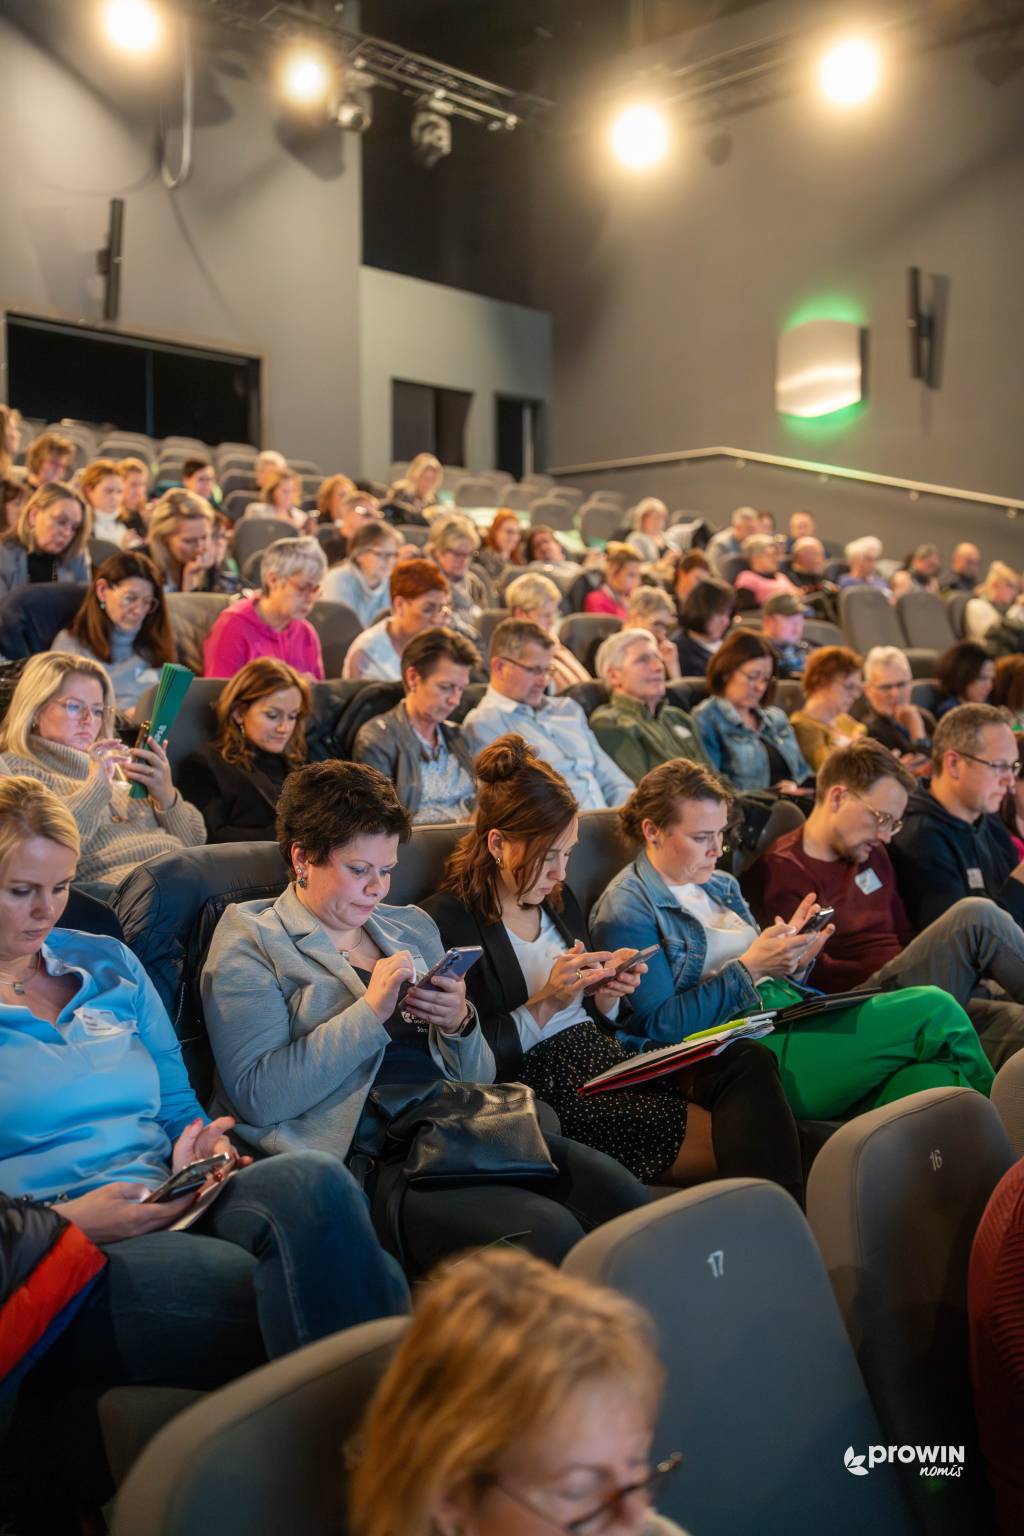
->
<box><xmin>275</xmin><ymin>760</ymin><xmax>411</xmax><ymax>875</ymax></box>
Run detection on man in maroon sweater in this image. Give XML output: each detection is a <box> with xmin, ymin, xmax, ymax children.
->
<box><xmin>969</xmin><ymin>1156</ymin><xmax>1024</xmax><ymax>1533</ymax></box>
<box><xmin>749</xmin><ymin>738</ymin><xmax>1024</xmax><ymax>1066</ymax></box>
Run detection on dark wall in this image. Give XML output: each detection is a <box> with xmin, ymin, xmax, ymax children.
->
<box><xmin>0</xmin><ymin>0</ymin><xmax>362</xmax><ymax>467</ymax></box>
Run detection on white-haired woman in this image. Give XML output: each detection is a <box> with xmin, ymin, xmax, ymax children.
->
<box><xmin>590</xmin><ymin>628</ymin><xmax>710</xmax><ymax>784</ymax></box>
<box><xmin>838</xmin><ymin>536</ymin><xmax>891</xmax><ymax>598</ymax></box>
<box><xmin>505</xmin><ymin>570</ymin><xmax>590</xmax><ymax>692</ymax></box>
<box><xmin>144</xmin><ymin>490</ymin><xmax>236</xmax><ymax>595</ymax></box>
<box><xmin>203</xmin><ymin>536</ymin><xmax>327</xmax><ymax>679</ymax></box>
<box><xmin>0</xmin><ymin>482</ymin><xmax>92</xmax><ymax>595</ymax></box>
<box><xmin>628</xmin><ymin>497</ymin><xmax>670</xmax><ymax>564</ymax></box>
<box><xmin>626</xmin><ymin>585</ymin><xmax>682</xmax><ymax>680</ymax></box>
<box><xmin>0</xmin><ymin>652</ymin><xmax>205</xmax><ymax>894</ymax></box>
<box><xmin>966</xmin><ymin>561</ymin><xmax>1023</xmax><ymax>642</ymax></box>
<box><xmin>425</xmin><ymin>512</ymin><xmax>488</xmax><ymax>638</ymax></box>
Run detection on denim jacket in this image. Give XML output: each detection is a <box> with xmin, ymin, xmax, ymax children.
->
<box><xmin>692</xmin><ymin>695</ymin><xmax>810</xmax><ymax>791</ymax></box>
<box><xmin>589</xmin><ymin>850</ymin><xmax>763</xmax><ymax>1054</ymax></box>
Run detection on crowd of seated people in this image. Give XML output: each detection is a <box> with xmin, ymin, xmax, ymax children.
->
<box><xmin>5</xmin><ymin>412</ymin><xmax>1024</xmax><ymax>1529</ymax></box>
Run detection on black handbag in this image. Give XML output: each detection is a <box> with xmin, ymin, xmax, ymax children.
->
<box><xmin>352</xmin><ymin>1080</ymin><xmax>558</xmax><ymax>1264</ymax></box>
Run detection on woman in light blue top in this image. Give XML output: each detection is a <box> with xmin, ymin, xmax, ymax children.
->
<box><xmin>321</xmin><ymin>520</ymin><xmax>402</xmax><ymax>626</ymax></box>
<box><xmin>0</xmin><ymin>774</ymin><xmax>408</xmax><ymax>1369</ymax></box>
<box><xmin>692</xmin><ymin>629</ymin><xmax>811</xmax><ymax>794</ymax></box>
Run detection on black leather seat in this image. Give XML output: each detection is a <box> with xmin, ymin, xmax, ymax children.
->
<box><xmin>666</xmin><ymin>678</ymin><xmax>709</xmax><ymax>711</ymax></box>
<box><xmin>564</xmin><ymin>680</ymin><xmax>611</xmax><ymax>717</ymax></box>
<box><xmin>337</xmin><ymin>680</ymin><xmax>404</xmax><ymax>758</ymax></box>
<box><xmin>60</xmin><ymin>887</ymin><xmax>125</xmax><ymax>942</ymax></box>
<box><xmin>559</xmin><ymin>613</ymin><xmax>621</xmax><ymax>671</ymax></box>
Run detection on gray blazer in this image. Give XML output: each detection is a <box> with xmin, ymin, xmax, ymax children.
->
<box><xmin>0</xmin><ymin>537</ymin><xmax>90</xmax><ymax>596</ymax></box>
<box><xmin>352</xmin><ymin>701</ymin><xmax>476</xmax><ymax>820</ymax></box>
<box><xmin>201</xmin><ymin>882</ymin><xmax>495</xmax><ymax>1158</ymax></box>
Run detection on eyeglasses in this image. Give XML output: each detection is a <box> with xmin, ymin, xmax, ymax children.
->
<box><xmin>491</xmin><ymin>1453</ymin><xmax>683</xmax><ymax>1535</ymax></box>
<box><xmin>736</xmin><ymin>667</ymin><xmax>771</xmax><ymax>685</ymax></box>
<box><xmin>50</xmin><ymin>699</ymin><xmax>105</xmax><ymax>723</ymax></box>
<box><xmin>417</xmin><ymin>602</ymin><xmax>453</xmax><ymax>621</ymax></box>
<box><xmin>286</xmin><ymin>579</ymin><xmax>323</xmax><ymax>599</ymax></box>
<box><xmin>869</xmin><ymin>679</ymin><xmax>910</xmax><ymax>694</ymax></box>
<box><xmin>848</xmin><ymin>790</ymin><xmax>904</xmax><ymax>835</ymax></box>
<box><xmin>956</xmin><ymin>750</ymin><xmax>1022</xmax><ymax>778</ymax></box>
<box><xmin>112</xmin><ymin>587</ymin><xmax>157</xmax><ymax>614</ymax></box>
<box><xmin>43</xmin><ymin>515</ymin><xmax>82</xmax><ymax>536</ymax></box>
<box><xmin>498</xmin><ymin>655</ymin><xmax>555</xmax><ymax>680</ymax></box>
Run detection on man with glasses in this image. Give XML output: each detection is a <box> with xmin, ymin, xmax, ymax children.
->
<box><xmin>751</xmin><ymin>734</ymin><xmax>1024</xmax><ymax>1066</ymax></box>
<box><xmin>462</xmin><ymin>619</ymin><xmax>634</xmax><ymax>811</ymax></box>
<box><xmin>855</xmin><ymin>646</ymin><xmax>934</xmax><ymax>776</ymax></box>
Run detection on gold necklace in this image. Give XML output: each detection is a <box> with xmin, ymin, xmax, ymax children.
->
<box><xmin>0</xmin><ymin>953</ymin><xmax>41</xmax><ymax>995</ymax></box>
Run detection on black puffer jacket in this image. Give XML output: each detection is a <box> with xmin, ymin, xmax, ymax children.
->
<box><xmin>1</xmin><ymin>1193</ymin><xmax>105</xmax><ymax>1387</ymax></box>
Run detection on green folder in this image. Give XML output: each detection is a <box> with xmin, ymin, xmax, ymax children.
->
<box><xmin>129</xmin><ymin>663</ymin><xmax>194</xmax><ymax>798</ymax></box>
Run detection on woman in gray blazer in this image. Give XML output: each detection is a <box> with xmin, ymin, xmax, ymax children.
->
<box><xmin>0</xmin><ymin>481</ymin><xmax>91</xmax><ymax>595</ymax></box>
<box><xmin>201</xmin><ymin>759</ymin><xmax>647</xmax><ymax>1276</ymax></box>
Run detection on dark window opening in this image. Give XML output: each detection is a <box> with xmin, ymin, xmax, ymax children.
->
<box><xmin>391</xmin><ymin>378</ymin><xmax>472</xmax><ymax>467</ymax></box>
<box><xmin>496</xmin><ymin>394</ymin><xmax>543</xmax><ymax>479</ymax></box>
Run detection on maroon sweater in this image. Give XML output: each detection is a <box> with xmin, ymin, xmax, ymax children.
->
<box><xmin>969</xmin><ymin>1157</ymin><xmax>1024</xmax><ymax>1533</ymax></box>
<box><xmin>748</xmin><ymin>826</ymin><xmax>912</xmax><ymax>992</ymax></box>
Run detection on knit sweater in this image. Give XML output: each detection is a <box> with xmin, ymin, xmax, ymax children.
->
<box><xmin>0</xmin><ymin>738</ymin><xmax>206</xmax><ymax>890</ymax></box>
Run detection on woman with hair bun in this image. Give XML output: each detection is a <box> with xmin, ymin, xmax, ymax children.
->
<box><xmin>424</xmin><ymin>734</ymin><xmax>803</xmax><ymax>1197</ymax></box>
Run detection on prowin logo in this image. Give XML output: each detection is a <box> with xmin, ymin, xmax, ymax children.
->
<box><xmin>844</xmin><ymin>1445</ymin><xmax>965</xmax><ymax>1478</ymax></box>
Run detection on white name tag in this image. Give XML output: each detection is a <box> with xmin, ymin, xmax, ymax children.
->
<box><xmin>855</xmin><ymin>868</ymin><xmax>883</xmax><ymax>895</ymax></box>
<box><xmin>967</xmin><ymin>867</ymin><xmax>986</xmax><ymax>890</ymax></box>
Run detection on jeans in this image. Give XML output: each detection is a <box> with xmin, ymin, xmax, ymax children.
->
<box><xmin>865</xmin><ymin>897</ymin><xmax>1024</xmax><ymax>1069</ymax></box>
<box><xmin>398</xmin><ymin>1132</ymin><xmax>649</xmax><ymax>1276</ymax></box>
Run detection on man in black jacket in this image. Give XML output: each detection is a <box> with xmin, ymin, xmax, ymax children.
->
<box><xmin>890</xmin><ymin>703</ymin><xmax>1024</xmax><ymax>936</ymax></box>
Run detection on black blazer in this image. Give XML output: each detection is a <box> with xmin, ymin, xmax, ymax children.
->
<box><xmin>177</xmin><ymin>743</ymin><xmax>288</xmax><ymax>843</ymax></box>
<box><xmin>423</xmin><ymin>886</ymin><xmax>615</xmax><ymax>1080</ymax></box>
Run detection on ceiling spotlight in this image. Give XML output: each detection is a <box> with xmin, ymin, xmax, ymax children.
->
<box><xmin>412</xmin><ymin>98</ymin><xmax>452</xmax><ymax>167</ymax></box>
<box><xmin>610</xmin><ymin>103</ymin><xmax>669</xmax><ymax>170</ymax></box>
<box><xmin>102</xmin><ymin>0</ymin><xmax>162</xmax><ymax>55</ymax></box>
<box><xmin>818</xmin><ymin>38</ymin><xmax>881</xmax><ymax>107</ymax></box>
<box><xmin>281</xmin><ymin>47</ymin><xmax>332</xmax><ymax>108</ymax></box>
<box><xmin>333</xmin><ymin>70</ymin><xmax>375</xmax><ymax>133</ymax></box>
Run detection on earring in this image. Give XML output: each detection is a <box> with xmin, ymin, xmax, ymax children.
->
<box><xmin>297</xmin><ymin>872</ymin><xmax>308</xmax><ymax>889</ymax></box>
<box><xmin>98</xmin><ymin>599</ymin><xmax>106</xmax><ymax>611</ymax></box>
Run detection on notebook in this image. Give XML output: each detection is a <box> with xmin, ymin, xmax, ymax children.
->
<box><xmin>580</xmin><ymin>1015</ymin><xmax>775</xmax><ymax>1096</ymax></box>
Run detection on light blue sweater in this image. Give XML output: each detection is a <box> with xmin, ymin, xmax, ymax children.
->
<box><xmin>0</xmin><ymin>929</ymin><xmax>205</xmax><ymax>1201</ymax></box>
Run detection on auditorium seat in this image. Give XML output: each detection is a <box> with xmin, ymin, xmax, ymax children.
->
<box><xmin>550</xmin><ymin>485</ymin><xmax>585</xmax><ymax>507</ymax></box>
<box><xmin>717</xmin><ymin>552</ymin><xmax>750</xmax><ymax>586</ymax></box>
<box><xmin>519</xmin><ymin>471</ymin><xmax>554</xmax><ymax>491</ymax></box>
<box><xmin>564</xmin><ymin>1181</ymin><xmax>913</xmax><ymax>1536</ymax></box>
<box><xmin>665</xmin><ymin>678</ymin><xmax>709</xmax><ymax>710</ymax></box>
<box><xmin>840</xmin><ymin>587</ymin><xmax>938</xmax><ymax>677</ymax></box>
<box><xmin>774</xmin><ymin>678</ymin><xmax>804</xmax><ymax>715</ymax></box>
<box><xmin>336</xmin><ymin>679</ymin><xmax>405</xmax><ymax>758</ymax></box>
<box><xmin>529</xmin><ymin>496</ymin><xmax>577</xmax><ymax>532</ymax></box>
<box><xmin>896</xmin><ymin>591</ymin><xmax>955</xmax><ymax>650</ymax></box>
<box><xmin>587</xmin><ymin>489</ymin><xmax>625</xmax><ymax>510</ymax></box>
<box><xmin>910</xmin><ymin>679</ymin><xmax>942</xmax><ymax>712</ymax></box>
<box><xmin>165</xmin><ymin>591</ymin><xmax>233</xmax><ymax>673</ymax></box>
<box><xmin>231</xmin><ymin>516</ymin><xmax>288</xmax><ymax>571</ymax></box>
<box><xmin>135</xmin><ymin>677</ymin><xmax>223</xmax><ymax>770</ymax></box>
<box><xmin>88</xmin><ymin>536</ymin><xmax>121</xmax><ymax>568</ymax></box>
<box><xmin>308</xmin><ymin>599</ymin><xmax>362</xmax><ymax>676</ymax></box>
<box><xmin>221</xmin><ymin>469</ymin><xmax>260</xmax><ymax>499</ymax></box>
<box><xmin>580</xmin><ymin>502</ymin><xmax>624</xmax><ymax>546</ymax></box>
<box><xmin>802</xmin><ymin>619</ymin><xmax>843</xmax><ymax>648</ymax></box>
<box><xmin>0</xmin><ymin>581</ymin><xmax>87</xmax><ymax>658</ymax></box>
<box><xmin>990</xmin><ymin>1049</ymin><xmax>1024</xmax><ymax>1156</ymax></box>
<box><xmin>501</xmin><ymin>561</ymin><xmax>583</xmax><ymax>606</ymax></box>
<box><xmin>474</xmin><ymin>606</ymin><xmax>509</xmax><ymax>654</ymax></box>
<box><xmin>564</xmin><ymin>679</ymin><xmax>611</xmax><ymax>717</ymax></box>
<box><xmin>394</xmin><ymin>523</ymin><xmax>429</xmax><ymax>547</ymax></box>
<box><xmin>448</xmin><ymin>680</ymin><xmax>487</xmax><ymax>723</ymax></box>
<box><xmin>494</xmin><ymin>483</ymin><xmax>534</xmax><ymax>512</ymax></box>
<box><xmin>59</xmin><ymin>886</ymin><xmax>125</xmax><ymax>942</ymax></box>
<box><xmin>454</xmin><ymin>476</ymin><xmax>500</xmax><ymax>508</ymax></box>
<box><xmin>108</xmin><ymin>1318</ymin><xmax>407</xmax><ymax>1535</ymax></box>
<box><xmin>807</xmin><ymin>1088</ymin><xmax>1014</xmax><ymax>1535</ymax></box>
<box><xmin>567</xmin><ymin>808</ymin><xmax>637</xmax><ymax>920</ymax></box>
<box><xmin>223</xmin><ymin>488</ymin><xmax>257</xmax><ymax>523</ymax></box>
<box><xmin>945</xmin><ymin>591</ymin><xmax>970</xmax><ymax>639</ymax></box>
<box><xmin>559</xmin><ymin>612</ymin><xmax>621</xmax><ymax>671</ymax></box>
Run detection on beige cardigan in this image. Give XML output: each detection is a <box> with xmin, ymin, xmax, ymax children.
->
<box><xmin>0</xmin><ymin>737</ymin><xmax>206</xmax><ymax>891</ymax></box>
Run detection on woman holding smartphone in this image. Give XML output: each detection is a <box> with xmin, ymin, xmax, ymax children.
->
<box><xmin>424</xmin><ymin>735</ymin><xmax>804</xmax><ymax>1198</ymax></box>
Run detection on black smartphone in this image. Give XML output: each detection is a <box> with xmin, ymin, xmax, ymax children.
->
<box><xmin>802</xmin><ymin>906</ymin><xmax>836</xmax><ymax>936</ymax></box>
<box><xmin>583</xmin><ymin>944</ymin><xmax>660</xmax><ymax>995</ymax></box>
<box><xmin>145</xmin><ymin>1153</ymin><xmax>233</xmax><ymax>1204</ymax></box>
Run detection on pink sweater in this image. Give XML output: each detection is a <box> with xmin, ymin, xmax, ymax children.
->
<box><xmin>203</xmin><ymin>596</ymin><xmax>325</xmax><ymax>679</ymax></box>
<box><xmin>733</xmin><ymin>571</ymin><xmax>801</xmax><ymax>606</ymax></box>
<box><xmin>583</xmin><ymin>587</ymin><xmax>628</xmax><ymax>620</ymax></box>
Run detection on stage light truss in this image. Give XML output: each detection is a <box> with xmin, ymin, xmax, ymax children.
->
<box><xmin>186</xmin><ymin>0</ymin><xmax>551</xmax><ymax>128</ymax></box>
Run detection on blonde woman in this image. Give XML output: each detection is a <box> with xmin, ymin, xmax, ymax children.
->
<box><xmin>349</xmin><ymin>1248</ymin><xmax>688</xmax><ymax>1536</ymax></box>
<box><xmin>79</xmin><ymin>458</ymin><xmax>126</xmax><ymax>547</ymax></box>
<box><xmin>629</xmin><ymin>497</ymin><xmax>670</xmax><ymax>563</ymax></box>
<box><xmin>965</xmin><ymin>561</ymin><xmax>1023</xmax><ymax>641</ymax></box>
<box><xmin>242</xmin><ymin>467</ymin><xmax>314</xmax><ymax>533</ymax></box>
<box><xmin>316</xmin><ymin>472</ymin><xmax>358</xmax><ymax>525</ymax></box>
<box><xmin>0</xmin><ymin>482</ymin><xmax>91</xmax><ymax>595</ymax></box>
<box><xmin>0</xmin><ymin>652</ymin><xmax>205</xmax><ymax>894</ymax></box>
<box><xmin>382</xmin><ymin>451</ymin><xmax>442</xmax><ymax>527</ymax></box>
<box><xmin>425</xmin><ymin>512</ymin><xmax>488</xmax><ymax>637</ymax></box>
<box><xmin>144</xmin><ymin>489</ymin><xmax>235</xmax><ymax>594</ymax></box>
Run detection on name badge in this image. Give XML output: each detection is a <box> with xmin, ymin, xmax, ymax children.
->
<box><xmin>855</xmin><ymin>868</ymin><xmax>882</xmax><ymax>895</ymax></box>
<box><xmin>967</xmin><ymin>867</ymin><xmax>986</xmax><ymax>890</ymax></box>
<box><xmin>75</xmin><ymin>1008</ymin><xmax>130</xmax><ymax>1038</ymax></box>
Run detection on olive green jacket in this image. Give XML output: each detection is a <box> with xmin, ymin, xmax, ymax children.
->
<box><xmin>589</xmin><ymin>691</ymin><xmax>711</xmax><ymax>784</ymax></box>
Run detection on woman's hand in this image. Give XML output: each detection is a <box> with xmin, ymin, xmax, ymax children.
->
<box><xmin>592</xmin><ymin>946</ymin><xmax>649</xmax><ymax>1015</ymax></box>
<box><xmin>182</xmin><ymin>547</ymin><xmax>216</xmax><ymax>592</ymax></box>
<box><xmin>172</xmin><ymin>1115</ymin><xmax>246</xmax><ymax>1172</ymax></box>
<box><xmin>739</xmin><ymin>895</ymin><xmax>833</xmax><ymax>979</ymax></box>
<box><xmin>125</xmin><ymin>735</ymin><xmax>176</xmax><ymax>811</ymax></box>
<box><xmin>60</xmin><ymin>1182</ymin><xmax>197</xmax><ymax>1243</ymax></box>
<box><xmin>88</xmin><ymin>738</ymin><xmax>131</xmax><ymax>784</ymax></box>
<box><xmin>364</xmin><ymin>950</ymin><xmax>416</xmax><ymax>1023</ymax></box>
<box><xmin>402</xmin><ymin>972</ymin><xmax>470</xmax><ymax>1036</ymax></box>
<box><xmin>544</xmin><ymin>940</ymin><xmax>613</xmax><ymax>1008</ymax></box>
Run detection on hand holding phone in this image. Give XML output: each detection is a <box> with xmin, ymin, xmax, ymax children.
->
<box><xmin>583</xmin><ymin>944</ymin><xmax>659</xmax><ymax>995</ymax></box>
<box><xmin>144</xmin><ymin>1153</ymin><xmax>233</xmax><ymax>1204</ymax></box>
<box><xmin>800</xmin><ymin>905</ymin><xmax>835</xmax><ymax>936</ymax></box>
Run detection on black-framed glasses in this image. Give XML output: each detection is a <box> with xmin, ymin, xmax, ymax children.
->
<box><xmin>491</xmin><ymin>1452</ymin><xmax>684</xmax><ymax>1535</ymax></box>
<box><xmin>497</xmin><ymin>655</ymin><xmax>554</xmax><ymax>680</ymax></box>
<box><xmin>848</xmin><ymin>790</ymin><xmax>904</xmax><ymax>835</ymax></box>
<box><xmin>957</xmin><ymin>750</ymin><xmax>1022</xmax><ymax>778</ymax></box>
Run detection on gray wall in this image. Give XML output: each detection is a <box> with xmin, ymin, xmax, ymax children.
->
<box><xmin>359</xmin><ymin>266</ymin><xmax>552</xmax><ymax>481</ymax></box>
<box><xmin>0</xmin><ymin>1</ymin><xmax>362</xmax><ymax>469</ymax></box>
<box><xmin>538</xmin><ymin>0</ymin><xmax>1024</xmax><ymax>561</ymax></box>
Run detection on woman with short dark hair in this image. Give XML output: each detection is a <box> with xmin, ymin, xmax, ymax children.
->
<box><xmin>693</xmin><ymin>630</ymin><xmax>811</xmax><ymax>793</ymax></box>
<box><xmin>177</xmin><ymin>658</ymin><xmax>311</xmax><ymax>842</ymax></box>
<box><xmin>674</xmin><ymin>577</ymin><xmax>733</xmax><ymax>678</ymax></box>
<box><xmin>201</xmin><ymin>759</ymin><xmax>649</xmax><ymax>1275</ymax></box>
<box><xmin>52</xmin><ymin>551</ymin><xmax>175</xmax><ymax>717</ymax></box>
<box><xmin>934</xmin><ymin>641</ymin><xmax>996</xmax><ymax>719</ymax></box>
<box><xmin>352</xmin><ymin>626</ymin><xmax>479</xmax><ymax>823</ymax></box>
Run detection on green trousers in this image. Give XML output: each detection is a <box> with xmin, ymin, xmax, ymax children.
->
<box><xmin>755</xmin><ymin>981</ymin><xmax>995</xmax><ymax>1119</ymax></box>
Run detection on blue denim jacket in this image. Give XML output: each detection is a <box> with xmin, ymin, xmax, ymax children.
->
<box><xmin>692</xmin><ymin>695</ymin><xmax>810</xmax><ymax>791</ymax></box>
<box><xmin>589</xmin><ymin>851</ymin><xmax>763</xmax><ymax>1054</ymax></box>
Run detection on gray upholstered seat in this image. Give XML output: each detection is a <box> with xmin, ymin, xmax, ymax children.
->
<box><xmin>806</xmin><ymin>1088</ymin><xmax>1015</xmax><ymax>1535</ymax></box>
<box><xmin>165</xmin><ymin>591</ymin><xmax>233</xmax><ymax>674</ymax></box>
<box><xmin>529</xmin><ymin>495</ymin><xmax>577</xmax><ymax>532</ymax></box>
<box><xmin>896</xmin><ymin>591</ymin><xmax>955</xmax><ymax>650</ymax></box>
<box><xmin>564</xmin><ymin>1180</ymin><xmax>913</xmax><ymax>1536</ymax></box>
<box><xmin>109</xmin><ymin>1318</ymin><xmax>407</xmax><ymax>1535</ymax></box>
<box><xmin>990</xmin><ymin>1049</ymin><xmax>1024</xmax><ymax>1156</ymax></box>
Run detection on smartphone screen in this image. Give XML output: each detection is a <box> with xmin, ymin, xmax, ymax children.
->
<box><xmin>583</xmin><ymin>944</ymin><xmax>659</xmax><ymax>995</ymax></box>
<box><xmin>146</xmin><ymin>1153</ymin><xmax>232</xmax><ymax>1203</ymax></box>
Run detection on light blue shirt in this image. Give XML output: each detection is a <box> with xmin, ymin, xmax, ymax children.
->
<box><xmin>0</xmin><ymin>929</ymin><xmax>205</xmax><ymax>1202</ymax></box>
<box><xmin>462</xmin><ymin>686</ymin><xmax>634</xmax><ymax>811</ymax></box>
<box><xmin>320</xmin><ymin>561</ymin><xmax>392</xmax><ymax>628</ymax></box>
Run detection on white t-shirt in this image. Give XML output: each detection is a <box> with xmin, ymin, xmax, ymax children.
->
<box><xmin>505</xmin><ymin>908</ymin><xmax>620</xmax><ymax>1050</ymax></box>
<box><xmin>668</xmin><ymin>883</ymin><xmax>758</xmax><ymax>979</ymax></box>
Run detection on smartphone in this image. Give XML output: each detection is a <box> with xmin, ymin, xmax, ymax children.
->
<box><xmin>145</xmin><ymin>1153</ymin><xmax>233</xmax><ymax>1204</ymax></box>
<box><xmin>583</xmin><ymin>944</ymin><xmax>660</xmax><ymax>995</ymax></box>
<box><xmin>416</xmin><ymin>946</ymin><xmax>484</xmax><ymax>988</ymax></box>
<box><xmin>801</xmin><ymin>906</ymin><xmax>836</xmax><ymax>936</ymax></box>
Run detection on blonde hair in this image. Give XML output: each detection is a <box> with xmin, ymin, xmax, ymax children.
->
<box><xmin>604</xmin><ymin>540</ymin><xmax>642</xmax><ymax>574</ymax></box>
<box><xmin>505</xmin><ymin>570</ymin><xmax>561</xmax><ymax>613</ymax></box>
<box><xmin>79</xmin><ymin>458</ymin><xmax>122</xmax><ymax>503</ymax></box>
<box><xmin>426</xmin><ymin>511</ymin><xmax>480</xmax><ymax>555</ymax></box>
<box><xmin>16</xmin><ymin>482</ymin><xmax>91</xmax><ymax>560</ymax></box>
<box><xmin>146</xmin><ymin>489</ymin><xmax>214</xmax><ymax>583</ymax></box>
<box><xmin>0</xmin><ymin>404</ymin><xmax>22</xmax><ymax>478</ymax></box>
<box><xmin>0</xmin><ymin>652</ymin><xmax>116</xmax><ymax>760</ymax></box>
<box><xmin>977</xmin><ymin>561</ymin><xmax>1021</xmax><ymax>603</ymax></box>
<box><xmin>316</xmin><ymin>472</ymin><xmax>356</xmax><ymax>516</ymax></box>
<box><xmin>393</xmin><ymin>452</ymin><xmax>442</xmax><ymax>501</ymax></box>
<box><xmin>348</xmin><ymin>1249</ymin><xmax>663</xmax><ymax>1536</ymax></box>
<box><xmin>630</xmin><ymin>496</ymin><xmax>668</xmax><ymax>532</ymax></box>
<box><xmin>0</xmin><ymin>776</ymin><xmax>81</xmax><ymax>871</ymax></box>
<box><xmin>117</xmin><ymin>456</ymin><xmax>150</xmax><ymax>479</ymax></box>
